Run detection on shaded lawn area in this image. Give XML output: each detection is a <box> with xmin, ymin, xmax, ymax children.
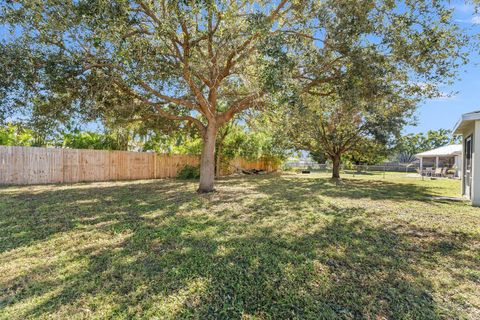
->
<box><xmin>0</xmin><ymin>173</ymin><xmax>479</xmax><ymax>319</ymax></box>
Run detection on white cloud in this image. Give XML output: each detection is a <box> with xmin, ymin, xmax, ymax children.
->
<box><xmin>454</xmin><ymin>15</ymin><xmax>480</xmax><ymax>25</ymax></box>
<box><xmin>471</xmin><ymin>15</ymin><xmax>480</xmax><ymax>24</ymax></box>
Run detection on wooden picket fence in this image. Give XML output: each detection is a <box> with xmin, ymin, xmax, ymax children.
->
<box><xmin>0</xmin><ymin>146</ymin><xmax>278</xmax><ymax>185</ymax></box>
<box><xmin>221</xmin><ymin>157</ymin><xmax>279</xmax><ymax>175</ymax></box>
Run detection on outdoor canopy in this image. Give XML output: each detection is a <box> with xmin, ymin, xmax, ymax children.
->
<box><xmin>415</xmin><ymin>144</ymin><xmax>462</xmax><ymax>174</ymax></box>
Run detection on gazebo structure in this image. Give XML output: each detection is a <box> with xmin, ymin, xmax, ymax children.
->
<box><xmin>415</xmin><ymin>144</ymin><xmax>462</xmax><ymax>178</ymax></box>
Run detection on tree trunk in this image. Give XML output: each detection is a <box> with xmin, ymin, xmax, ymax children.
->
<box><xmin>332</xmin><ymin>155</ymin><xmax>341</xmax><ymax>179</ymax></box>
<box><xmin>198</xmin><ymin>124</ymin><xmax>218</xmax><ymax>193</ymax></box>
<box><xmin>215</xmin><ymin>142</ymin><xmax>222</xmax><ymax>178</ymax></box>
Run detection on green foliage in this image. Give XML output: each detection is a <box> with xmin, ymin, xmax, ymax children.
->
<box><xmin>309</xmin><ymin>150</ymin><xmax>328</xmax><ymax>164</ymax></box>
<box><xmin>420</xmin><ymin>129</ymin><xmax>461</xmax><ymax>149</ymax></box>
<box><xmin>0</xmin><ymin>124</ymin><xmax>32</xmax><ymax>146</ymax></box>
<box><xmin>56</xmin><ymin>129</ymin><xmax>126</xmax><ymax>150</ymax></box>
<box><xmin>0</xmin><ymin>123</ymin><xmax>140</xmax><ymax>151</ymax></box>
<box><xmin>0</xmin><ymin>1</ymin><xmax>468</xmax><ymax>143</ymax></box>
<box><xmin>176</xmin><ymin>164</ymin><xmax>200</xmax><ymax>180</ymax></box>
<box><xmin>394</xmin><ymin>129</ymin><xmax>460</xmax><ymax>163</ymax></box>
<box><xmin>284</xmin><ymin>70</ymin><xmax>416</xmax><ymax>177</ymax></box>
<box><xmin>0</xmin><ymin>123</ymin><xmax>45</xmax><ymax>146</ymax></box>
<box><xmin>0</xmin><ymin>0</ymin><xmax>299</xmax><ymax>132</ymax></box>
<box><xmin>343</xmin><ymin>140</ymin><xmax>389</xmax><ymax>165</ymax></box>
<box><xmin>142</xmin><ymin>130</ymin><xmax>202</xmax><ymax>155</ymax></box>
<box><xmin>215</xmin><ymin>120</ymin><xmax>290</xmax><ymax>173</ymax></box>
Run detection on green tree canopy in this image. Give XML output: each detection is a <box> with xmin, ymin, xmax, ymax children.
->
<box><xmin>284</xmin><ymin>74</ymin><xmax>416</xmax><ymax>178</ymax></box>
<box><xmin>394</xmin><ymin>129</ymin><xmax>461</xmax><ymax>163</ymax></box>
<box><xmin>0</xmin><ymin>0</ymin><xmax>468</xmax><ymax>191</ymax></box>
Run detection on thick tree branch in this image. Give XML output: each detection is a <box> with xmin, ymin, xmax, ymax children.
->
<box><xmin>136</xmin><ymin>1</ymin><xmax>163</xmax><ymax>27</ymax></box>
<box><xmin>112</xmin><ymin>79</ymin><xmax>206</xmax><ymax>135</ymax></box>
<box><xmin>135</xmin><ymin>79</ymin><xmax>198</xmax><ymax>110</ymax></box>
<box><xmin>217</xmin><ymin>92</ymin><xmax>265</xmax><ymax>124</ymax></box>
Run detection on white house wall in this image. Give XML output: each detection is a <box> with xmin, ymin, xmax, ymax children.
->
<box><xmin>472</xmin><ymin>121</ymin><xmax>480</xmax><ymax>206</ymax></box>
<box><xmin>461</xmin><ymin>122</ymin><xmax>474</xmax><ymax>199</ymax></box>
<box><xmin>454</xmin><ymin>155</ymin><xmax>462</xmax><ymax>178</ymax></box>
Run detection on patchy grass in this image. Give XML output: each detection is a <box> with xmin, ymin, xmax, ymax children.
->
<box><xmin>0</xmin><ymin>172</ymin><xmax>479</xmax><ymax>319</ymax></box>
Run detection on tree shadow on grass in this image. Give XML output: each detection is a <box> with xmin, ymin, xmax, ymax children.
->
<box><xmin>247</xmin><ymin>175</ymin><xmax>438</xmax><ymax>203</ymax></box>
<box><xmin>1</xmin><ymin>175</ymin><xmax>478</xmax><ymax>318</ymax></box>
<box><xmin>1</xmin><ymin>183</ymin><xmax>477</xmax><ymax>319</ymax></box>
<box><xmin>0</xmin><ymin>179</ymin><xmax>202</xmax><ymax>254</ymax></box>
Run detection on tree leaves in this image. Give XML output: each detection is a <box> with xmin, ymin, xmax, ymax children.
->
<box><xmin>0</xmin><ymin>0</ymin><xmax>469</xmax><ymax>152</ymax></box>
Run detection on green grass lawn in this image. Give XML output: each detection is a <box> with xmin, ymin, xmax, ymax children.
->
<box><xmin>0</xmin><ymin>172</ymin><xmax>479</xmax><ymax>319</ymax></box>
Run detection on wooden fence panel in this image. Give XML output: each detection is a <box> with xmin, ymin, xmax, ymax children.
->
<box><xmin>108</xmin><ymin>151</ymin><xmax>125</xmax><ymax>181</ymax></box>
<box><xmin>63</xmin><ymin>149</ymin><xmax>80</xmax><ymax>183</ymax></box>
<box><xmin>0</xmin><ymin>146</ymin><xmax>15</xmax><ymax>184</ymax></box>
<box><xmin>128</xmin><ymin>152</ymin><xmax>155</xmax><ymax>180</ymax></box>
<box><xmin>155</xmin><ymin>155</ymin><xmax>168</xmax><ymax>178</ymax></box>
<box><xmin>154</xmin><ymin>154</ymin><xmax>200</xmax><ymax>178</ymax></box>
<box><xmin>79</xmin><ymin>149</ymin><xmax>110</xmax><ymax>182</ymax></box>
<box><xmin>0</xmin><ymin>146</ymin><xmax>278</xmax><ymax>185</ymax></box>
<box><xmin>0</xmin><ymin>146</ymin><xmax>6</xmax><ymax>184</ymax></box>
<box><xmin>27</xmin><ymin>147</ymin><xmax>63</xmax><ymax>184</ymax></box>
<box><xmin>5</xmin><ymin>146</ymin><xmax>23</xmax><ymax>184</ymax></box>
<box><xmin>0</xmin><ymin>146</ymin><xmax>64</xmax><ymax>185</ymax></box>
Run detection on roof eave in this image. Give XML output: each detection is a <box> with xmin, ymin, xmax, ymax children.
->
<box><xmin>453</xmin><ymin>119</ymin><xmax>463</xmax><ymax>135</ymax></box>
<box><xmin>416</xmin><ymin>154</ymin><xmax>460</xmax><ymax>158</ymax></box>
<box><xmin>453</xmin><ymin>111</ymin><xmax>480</xmax><ymax>135</ymax></box>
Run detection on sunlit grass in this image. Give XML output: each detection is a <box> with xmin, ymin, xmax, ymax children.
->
<box><xmin>0</xmin><ymin>173</ymin><xmax>479</xmax><ymax>319</ymax></box>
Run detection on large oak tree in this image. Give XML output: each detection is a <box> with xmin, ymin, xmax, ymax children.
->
<box><xmin>0</xmin><ymin>0</ymin><xmax>466</xmax><ymax>192</ymax></box>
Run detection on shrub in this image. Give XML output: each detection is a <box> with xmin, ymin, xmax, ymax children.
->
<box><xmin>177</xmin><ymin>165</ymin><xmax>200</xmax><ymax>180</ymax></box>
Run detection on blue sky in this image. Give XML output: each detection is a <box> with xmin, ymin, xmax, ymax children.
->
<box><xmin>404</xmin><ymin>1</ymin><xmax>480</xmax><ymax>134</ymax></box>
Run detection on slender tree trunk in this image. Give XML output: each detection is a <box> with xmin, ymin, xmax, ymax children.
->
<box><xmin>198</xmin><ymin>124</ymin><xmax>218</xmax><ymax>193</ymax></box>
<box><xmin>332</xmin><ymin>154</ymin><xmax>341</xmax><ymax>179</ymax></box>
